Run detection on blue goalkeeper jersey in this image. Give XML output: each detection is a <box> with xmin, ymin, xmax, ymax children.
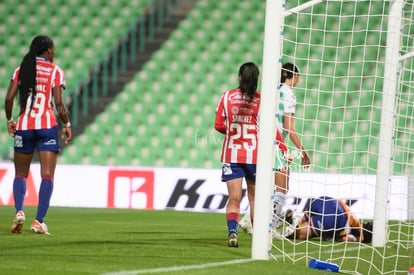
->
<box><xmin>304</xmin><ymin>196</ymin><xmax>349</xmax><ymax>239</ymax></box>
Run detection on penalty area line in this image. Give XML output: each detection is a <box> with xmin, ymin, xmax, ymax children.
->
<box><xmin>101</xmin><ymin>258</ymin><xmax>255</xmax><ymax>275</ymax></box>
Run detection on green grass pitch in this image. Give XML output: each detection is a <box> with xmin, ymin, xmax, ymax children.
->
<box><xmin>0</xmin><ymin>206</ymin><xmax>411</xmax><ymax>274</ymax></box>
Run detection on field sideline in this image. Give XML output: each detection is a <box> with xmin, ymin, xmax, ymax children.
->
<box><xmin>0</xmin><ymin>206</ymin><xmax>410</xmax><ymax>274</ymax></box>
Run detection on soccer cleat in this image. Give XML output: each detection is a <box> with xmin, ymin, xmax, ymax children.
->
<box><xmin>11</xmin><ymin>211</ymin><xmax>25</xmax><ymax>234</ymax></box>
<box><xmin>284</xmin><ymin>209</ymin><xmax>294</xmax><ymax>225</ymax></box>
<box><xmin>282</xmin><ymin>216</ymin><xmax>301</xmax><ymax>238</ymax></box>
<box><xmin>239</xmin><ymin>215</ymin><xmax>253</xmax><ymax>235</ymax></box>
<box><xmin>30</xmin><ymin>220</ymin><xmax>50</xmax><ymax>235</ymax></box>
<box><xmin>273</xmin><ymin>214</ymin><xmax>285</xmax><ymax>229</ymax></box>
<box><xmin>274</xmin><ymin>218</ymin><xmax>284</xmax><ymax>229</ymax></box>
<box><xmin>282</xmin><ymin>223</ymin><xmax>297</xmax><ymax>239</ymax></box>
<box><xmin>228</xmin><ymin>232</ymin><xmax>239</xmax><ymax>248</ymax></box>
<box><xmin>273</xmin><ymin>209</ymin><xmax>295</xmax><ymax>229</ymax></box>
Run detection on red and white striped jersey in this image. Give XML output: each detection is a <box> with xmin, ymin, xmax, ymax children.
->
<box><xmin>12</xmin><ymin>57</ymin><xmax>66</xmax><ymax>130</ymax></box>
<box><xmin>215</xmin><ymin>88</ymin><xmax>260</xmax><ymax>164</ymax></box>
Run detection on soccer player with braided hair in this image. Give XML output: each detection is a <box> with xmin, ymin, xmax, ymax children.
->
<box><xmin>5</xmin><ymin>35</ymin><xmax>71</xmax><ymax>234</ymax></box>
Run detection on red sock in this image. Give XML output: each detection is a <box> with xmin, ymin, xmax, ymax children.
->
<box><xmin>227</xmin><ymin>212</ymin><xmax>239</xmax><ymax>222</ymax></box>
<box><xmin>227</xmin><ymin>212</ymin><xmax>240</xmax><ymax>235</ymax></box>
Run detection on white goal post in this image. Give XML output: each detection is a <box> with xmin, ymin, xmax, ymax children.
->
<box><xmin>252</xmin><ymin>0</ymin><xmax>283</xmax><ymax>260</ymax></box>
<box><xmin>374</xmin><ymin>0</ymin><xmax>404</xmax><ymax>248</ymax></box>
<box><xmin>253</xmin><ymin>0</ymin><xmax>414</xmax><ymax>271</ymax></box>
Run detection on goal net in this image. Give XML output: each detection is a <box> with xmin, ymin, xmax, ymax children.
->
<box><xmin>262</xmin><ymin>0</ymin><xmax>414</xmax><ymax>274</ymax></box>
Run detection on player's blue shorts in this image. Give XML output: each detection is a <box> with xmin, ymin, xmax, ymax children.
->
<box><xmin>14</xmin><ymin>126</ymin><xmax>60</xmax><ymax>154</ymax></box>
<box><xmin>305</xmin><ymin>196</ymin><xmax>348</xmax><ymax>238</ymax></box>
<box><xmin>221</xmin><ymin>162</ymin><xmax>256</xmax><ymax>182</ymax></box>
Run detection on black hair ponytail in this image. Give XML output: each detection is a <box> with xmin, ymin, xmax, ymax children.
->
<box><xmin>239</xmin><ymin>62</ymin><xmax>259</xmax><ymax>101</ymax></box>
<box><xmin>18</xmin><ymin>35</ymin><xmax>54</xmax><ymax>115</ymax></box>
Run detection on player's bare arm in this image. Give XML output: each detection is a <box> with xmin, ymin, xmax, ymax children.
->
<box><xmin>5</xmin><ymin>81</ymin><xmax>18</xmax><ymax>137</ymax></box>
<box><xmin>284</xmin><ymin>113</ymin><xmax>310</xmax><ymax>167</ymax></box>
<box><xmin>53</xmin><ymin>86</ymin><xmax>71</xmax><ymax>144</ymax></box>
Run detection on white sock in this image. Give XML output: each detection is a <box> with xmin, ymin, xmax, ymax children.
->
<box><xmin>273</xmin><ymin>192</ymin><xmax>286</xmax><ymax>218</ymax></box>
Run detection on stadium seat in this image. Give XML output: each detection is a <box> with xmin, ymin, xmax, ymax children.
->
<box><xmin>52</xmin><ymin>0</ymin><xmax>414</xmax><ymax>174</ymax></box>
<box><xmin>0</xmin><ymin>0</ymin><xmax>152</xmax><ymax>125</ymax></box>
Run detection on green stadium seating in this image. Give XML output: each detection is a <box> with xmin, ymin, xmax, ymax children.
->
<box><xmin>3</xmin><ymin>0</ymin><xmax>409</xmax><ymax>174</ymax></box>
<box><xmin>0</xmin><ymin>0</ymin><xmax>154</xmax><ymax>157</ymax></box>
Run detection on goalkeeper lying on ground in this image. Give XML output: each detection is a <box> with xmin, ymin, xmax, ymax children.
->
<box><xmin>283</xmin><ymin>196</ymin><xmax>373</xmax><ymax>243</ymax></box>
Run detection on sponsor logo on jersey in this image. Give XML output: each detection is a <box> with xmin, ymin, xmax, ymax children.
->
<box><xmin>228</xmin><ymin>92</ymin><xmax>260</xmax><ymax>102</ymax></box>
<box><xmin>37</xmin><ymin>70</ymin><xmax>52</xmax><ymax>76</ymax></box>
<box><xmin>231</xmin><ymin>106</ymin><xmax>239</xmax><ymax>114</ymax></box>
<box><xmin>37</xmin><ymin>77</ymin><xmax>49</xmax><ymax>83</ymax></box>
<box><xmin>36</xmin><ymin>65</ymin><xmax>53</xmax><ymax>72</ymax></box>
<box><xmin>240</xmin><ymin>107</ymin><xmax>254</xmax><ymax>114</ymax></box>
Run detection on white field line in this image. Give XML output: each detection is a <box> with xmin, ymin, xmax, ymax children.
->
<box><xmin>101</xmin><ymin>245</ymin><xmax>368</xmax><ymax>275</ymax></box>
<box><xmin>101</xmin><ymin>258</ymin><xmax>255</xmax><ymax>275</ymax></box>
